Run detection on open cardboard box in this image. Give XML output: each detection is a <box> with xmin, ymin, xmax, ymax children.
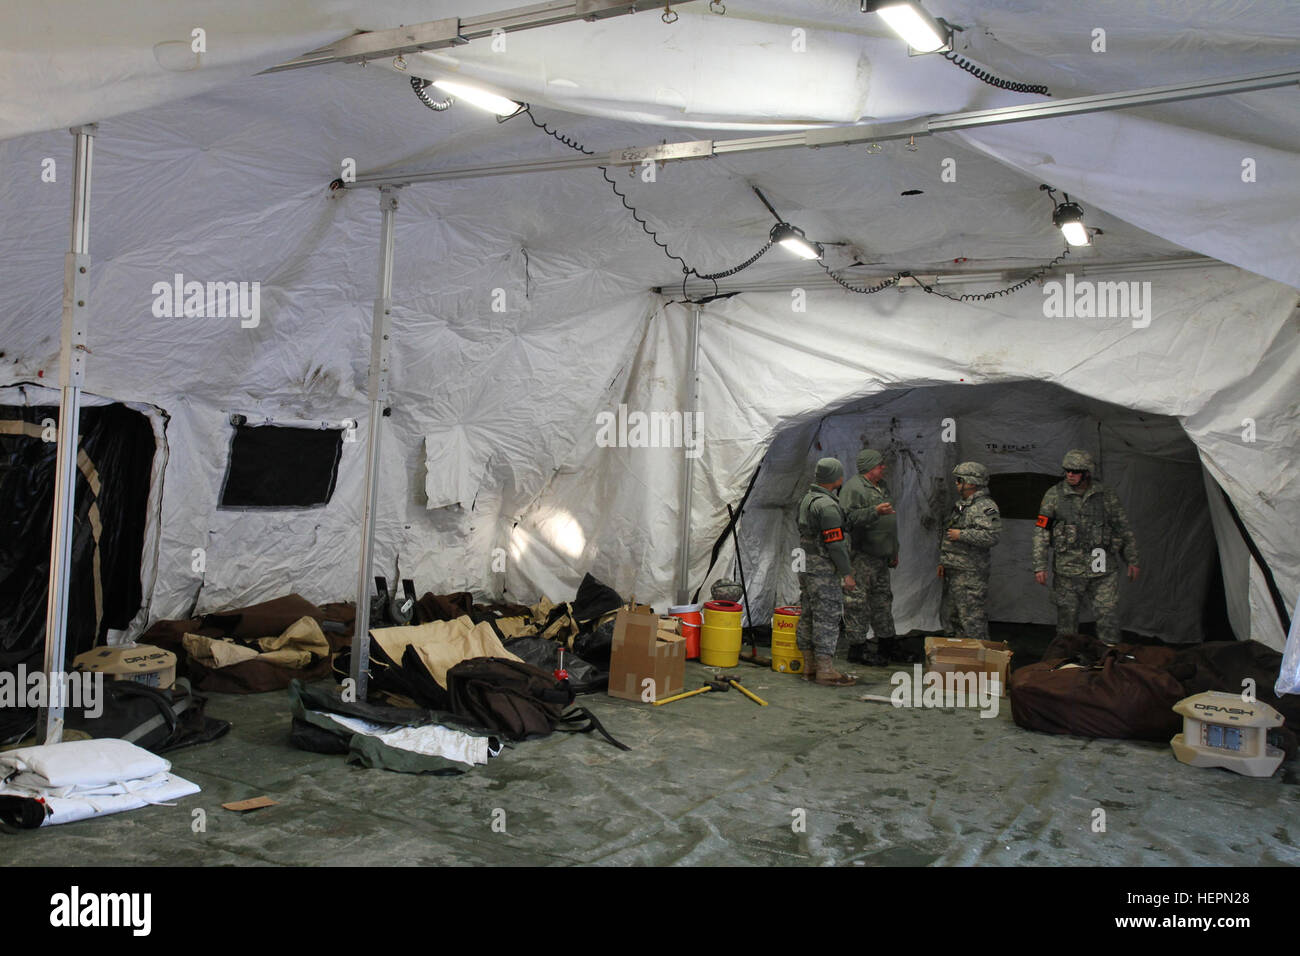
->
<box><xmin>923</xmin><ymin>637</ymin><xmax>1012</xmax><ymax>697</ymax></box>
<box><xmin>607</xmin><ymin>604</ymin><xmax>685</xmax><ymax>702</ymax></box>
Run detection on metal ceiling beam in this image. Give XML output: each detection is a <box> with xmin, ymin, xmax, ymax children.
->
<box><xmin>264</xmin><ymin>0</ymin><xmax>693</xmax><ymax>73</ymax></box>
<box><xmin>673</xmin><ymin>255</ymin><xmax>1224</xmax><ymax>297</ymax></box>
<box><xmin>349</xmin><ymin>67</ymin><xmax>1300</xmax><ymax>187</ymax></box>
<box><xmin>811</xmin><ymin>66</ymin><xmax>1300</xmax><ymax>145</ymax></box>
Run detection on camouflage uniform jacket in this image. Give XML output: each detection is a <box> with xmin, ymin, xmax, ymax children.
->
<box><xmin>1032</xmin><ymin>479</ymin><xmax>1139</xmax><ymax>577</ymax></box>
<box><xmin>840</xmin><ymin>475</ymin><xmax>898</xmax><ymax>559</ymax></box>
<box><xmin>797</xmin><ymin>485</ymin><xmax>852</xmax><ymax>576</ymax></box>
<box><xmin>939</xmin><ymin>489</ymin><xmax>1002</xmax><ymax>573</ymax></box>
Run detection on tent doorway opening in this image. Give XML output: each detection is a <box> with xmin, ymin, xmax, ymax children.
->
<box><xmin>0</xmin><ymin>393</ymin><xmax>163</xmax><ymax>673</ymax></box>
<box><xmin>735</xmin><ymin>378</ymin><xmax>1234</xmax><ymax>650</ymax></box>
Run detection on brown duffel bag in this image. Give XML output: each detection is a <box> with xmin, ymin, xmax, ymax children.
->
<box><xmin>1009</xmin><ymin>650</ymin><xmax>1185</xmax><ymax>741</ymax></box>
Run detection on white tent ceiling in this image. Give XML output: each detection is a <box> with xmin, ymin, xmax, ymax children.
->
<box><xmin>1</xmin><ymin>1</ymin><xmax>1297</xmax><ymax>647</ymax></box>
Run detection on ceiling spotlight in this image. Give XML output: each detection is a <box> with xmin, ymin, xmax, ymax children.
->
<box><xmin>432</xmin><ymin>80</ymin><xmax>521</xmax><ymax>116</ymax></box>
<box><xmin>863</xmin><ymin>1</ymin><xmax>952</xmax><ymax>54</ymax></box>
<box><xmin>770</xmin><ymin>222</ymin><xmax>824</xmax><ymax>260</ymax></box>
<box><xmin>1052</xmin><ymin>200</ymin><xmax>1091</xmax><ymax>246</ymax></box>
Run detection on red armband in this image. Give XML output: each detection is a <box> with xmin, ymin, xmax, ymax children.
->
<box><xmin>1035</xmin><ymin>514</ymin><xmax>1050</xmax><ymax>528</ymax></box>
<box><xmin>821</xmin><ymin>527</ymin><xmax>844</xmax><ymax>544</ymax></box>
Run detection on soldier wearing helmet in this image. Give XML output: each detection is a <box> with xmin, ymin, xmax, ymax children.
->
<box><xmin>840</xmin><ymin>448</ymin><xmax>904</xmax><ymax>666</ymax></box>
<box><xmin>795</xmin><ymin>457</ymin><xmax>858</xmax><ymax>687</ymax></box>
<box><xmin>937</xmin><ymin>461</ymin><xmax>1002</xmax><ymax>642</ymax></box>
<box><xmin>1032</xmin><ymin>449</ymin><xmax>1140</xmax><ymax>644</ymax></box>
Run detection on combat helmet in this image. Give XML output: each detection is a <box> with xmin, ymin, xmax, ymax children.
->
<box><xmin>1061</xmin><ymin>449</ymin><xmax>1095</xmax><ymax>472</ymax></box>
<box><xmin>952</xmin><ymin>461</ymin><xmax>990</xmax><ymax>486</ymax></box>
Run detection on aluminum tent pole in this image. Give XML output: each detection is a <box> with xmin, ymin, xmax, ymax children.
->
<box><xmin>350</xmin><ymin>186</ymin><xmax>399</xmax><ymax>700</ymax></box>
<box><xmin>675</xmin><ymin>302</ymin><xmax>702</xmax><ymax>606</ymax></box>
<box><xmin>39</xmin><ymin>124</ymin><xmax>96</xmax><ymax>745</ymax></box>
<box><xmin>348</xmin><ymin>68</ymin><xmax>1300</xmax><ymax>189</ymax></box>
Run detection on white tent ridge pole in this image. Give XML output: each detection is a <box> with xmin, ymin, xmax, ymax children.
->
<box><xmin>676</xmin><ymin>254</ymin><xmax>1222</xmax><ymax>297</ymax></box>
<box><xmin>676</xmin><ymin>302</ymin><xmax>702</xmax><ymax>606</ymax></box>
<box><xmin>40</xmin><ymin>123</ymin><xmax>96</xmax><ymax>745</ymax></box>
<box><xmin>263</xmin><ymin>0</ymin><xmax>693</xmax><ymax>73</ymax></box>
<box><xmin>350</xmin><ymin>186</ymin><xmax>399</xmax><ymax>700</ymax></box>
<box><xmin>348</xmin><ymin>68</ymin><xmax>1300</xmax><ymax>188</ymax></box>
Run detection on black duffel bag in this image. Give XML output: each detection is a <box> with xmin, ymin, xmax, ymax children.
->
<box><xmin>64</xmin><ymin>678</ymin><xmax>230</xmax><ymax>753</ymax></box>
<box><xmin>446</xmin><ymin>658</ymin><xmax>628</xmax><ymax>750</ymax></box>
<box><xmin>502</xmin><ymin>637</ymin><xmax>607</xmax><ymax>694</ymax></box>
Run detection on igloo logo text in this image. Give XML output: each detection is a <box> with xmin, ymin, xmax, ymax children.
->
<box><xmin>595</xmin><ymin>404</ymin><xmax>703</xmax><ymax>459</ymax></box>
<box><xmin>151</xmin><ymin>273</ymin><xmax>261</xmax><ymax>328</ymax></box>
<box><xmin>1042</xmin><ymin>274</ymin><xmax>1153</xmax><ymax>328</ymax></box>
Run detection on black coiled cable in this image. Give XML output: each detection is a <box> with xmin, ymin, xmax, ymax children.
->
<box><xmin>942</xmin><ymin>51</ymin><xmax>1051</xmax><ymax>96</ymax></box>
<box><xmin>523</xmin><ymin>106</ymin><xmax>769</xmax><ymax>283</ymax></box>
<box><xmin>411</xmin><ymin>77</ymin><xmax>453</xmax><ymax>111</ymax></box>
<box><xmin>819</xmin><ymin>262</ymin><xmax>904</xmax><ymax>295</ymax></box>
<box><xmin>919</xmin><ymin>248</ymin><xmax>1071</xmax><ymax>302</ymax></box>
<box><xmin>692</xmin><ymin>242</ymin><xmax>773</xmax><ymax>280</ymax></box>
<box><xmin>517</xmin><ymin>106</ymin><xmax>1065</xmax><ymax>303</ymax></box>
<box><xmin>523</xmin><ymin>107</ymin><xmax>595</xmax><ymax>155</ymax></box>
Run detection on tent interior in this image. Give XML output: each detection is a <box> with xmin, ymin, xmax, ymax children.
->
<box><xmin>1</xmin><ymin>0</ymin><xmax>1299</xmax><ymax>866</ymax></box>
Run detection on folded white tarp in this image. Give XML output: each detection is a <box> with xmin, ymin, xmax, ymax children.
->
<box><xmin>0</xmin><ymin>738</ymin><xmax>200</xmax><ymax>828</ymax></box>
<box><xmin>310</xmin><ymin>711</ymin><xmax>496</xmax><ymax>767</ymax></box>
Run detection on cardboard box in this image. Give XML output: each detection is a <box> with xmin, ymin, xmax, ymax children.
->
<box><xmin>923</xmin><ymin>637</ymin><xmax>1012</xmax><ymax>697</ymax></box>
<box><xmin>608</xmin><ymin>605</ymin><xmax>685</xmax><ymax>702</ymax></box>
<box><xmin>72</xmin><ymin>644</ymin><xmax>177</xmax><ymax>689</ymax></box>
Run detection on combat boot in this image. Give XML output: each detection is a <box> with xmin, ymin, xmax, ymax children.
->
<box><xmin>857</xmin><ymin>640</ymin><xmax>888</xmax><ymax>667</ymax></box>
<box><xmin>800</xmin><ymin>650</ymin><xmax>818</xmax><ymax>681</ymax></box>
<box><xmin>880</xmin><ymin>636</ymin><xmax>921</xmax><ymax>664</ymax></box>
<box><xmin>814</xmin><ymin>656</ymin><xmax>857</xmax><ymax>687</ymax></box>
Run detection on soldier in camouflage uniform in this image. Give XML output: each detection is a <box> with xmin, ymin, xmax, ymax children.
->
<box><xmin>937</xmin><ymin>462</ymin><xmax>1002</xmax><ymax>641</ymax></box>
<box><xmin>795</xmin><ymin>457</ymin><xmax>857</xmax><ymax>687</ymax></box>
<box><xmin>840</xmin><ymin>448</ymin><xmax>899</xmax><ymax>666</ymax></box>
<box><xmin>1032</xmin><ymin>449</ymin><xmax>1140</xmax><ymax>645</ymax></box>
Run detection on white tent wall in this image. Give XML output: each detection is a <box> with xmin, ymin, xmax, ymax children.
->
<box><xmin>649</xmin><ymin>268</ymin><xmax>1298</xmax><ymax>648</ymax></box>
<box><xmin>0</xmin><ymin>1</ymin><xmax>538</xmax><ymax>141</ymax></box>
<box><xmin>503</xmin><ymin>299</ymin><xmax>693</xmax><ymax>604</ymax></box>
<box><xmin>1203</xmin><ymin>468</ymin><xmax>1256</xmax><ymax>647</ymax></box>
<box><xmin>953</xmin><ymin>107</ymin><xmax>1300</xmax><ymax>290</ymax></box>
<box><xmin>121</xmin><ymin>286</ymin><xmax>660</xmax><ymax>622</ymax></box>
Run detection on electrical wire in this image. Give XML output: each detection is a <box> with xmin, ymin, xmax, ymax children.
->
<box><xmin>516</xmin><ymin>106</ymin><xmax>1067</xmax><ymax>303</ymax></box>
<box><xmin>522</xmin><ymin>107</ymin><xmax>595</xmax><ymax>156</ymax></box>
<box><xmin>819</xmin><ymin>262</ymin><xmax>904</xmax><ymax>295</ymax></box>
<box><xmin>523</xmin><ymin>106</ymin><xmax>772</xmax><ymax>285</ymax></box>
<box><xmin>411</xmin><ymin>77</ymin><xmax>453</xmax><ymax>111</ymax></box>
<box><xmin>915</xmin><ymin>247</ymin><xmax>1072</xmax><ymax>301</ymax></box>
<box><xmin>941</xmin><ymin>51</ymin><xmax>1051</xmax><ymax>96</ymax></box>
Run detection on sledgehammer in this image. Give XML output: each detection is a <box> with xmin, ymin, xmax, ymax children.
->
<box><xmin>652</xmin><ymin>679</ymin><xmax>729</xmax><ymax>707</ymax></box>
<box><xmin>717</xmin><ymin>674</ymin><xmax>768</xmax><ymax>707</ymax></box>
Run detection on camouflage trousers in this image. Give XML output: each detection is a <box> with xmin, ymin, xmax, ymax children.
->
<box><xmin>940</xmin><ymin>568</ymin><xmax>989</xmax><ymax>642</ymax></box>
<box><xmin>796</xmin><ymin>556</ymin><xmax>843</xmax><ymax>659</ymax></box>
<box><xmin>1053</xmin><ymin>570</ymin><xmax>1121</xmax><ymax>644</ymax></box>
<box><xmin>843</xmin><ymin>552</ymin><xmax>896</xmax><ymax>644</ymax></box>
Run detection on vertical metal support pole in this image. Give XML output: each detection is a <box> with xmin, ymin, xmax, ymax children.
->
<box><xmin>350</xmin><ymin>186</ymin><xmax>398</xmax><ymax>699</ymax></box>
<box><xmin>40</xmin><ymin>124</ymin><xmax>96</xmax><ymax>745</ymax></box>
<box><xmin>675</xmin><ymin>303</ymin><xmax>702</xmax><ymax>606</ymax></box>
